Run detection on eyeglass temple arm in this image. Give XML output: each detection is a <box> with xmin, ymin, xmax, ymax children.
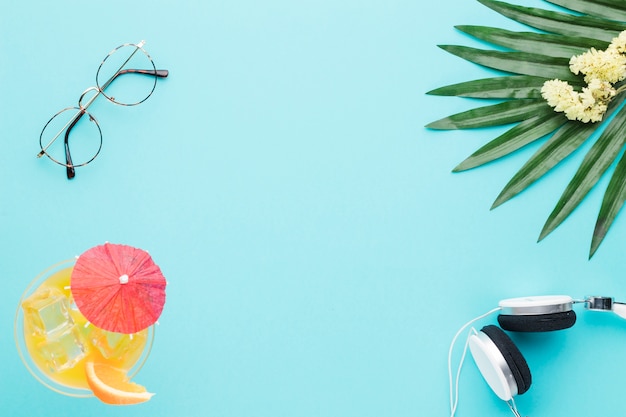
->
<box><xmin>99</xmin><ymin>68</ymin><xmax>169</xmax><ymax>95</ymax></box>
<box><xmin>64</xmin><ymin>110</ymin><xmax>87</xmax><ymax>179</ymax></box>
<box><xmin>117</xmin><ymin>69</ymin><xmax>169</xmax><ymax>77</ymax></box>
<box><xmin>102</xmin><ymin>69</ymin><xmax>168</xmax><ymax>90</ymax></box>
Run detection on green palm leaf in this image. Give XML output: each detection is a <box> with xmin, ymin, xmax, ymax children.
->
<box><xmin>492</xmin><ymin>96</ymin><xmax>626</xmax><ymax>209</ymax></box>
<box><xmin>591</xmin><ymin>150</ymin><xmax>626</xmax><ymax>257</ymax></box>
<box><xmin>478</xmin><ymin>0</ymin><xmax>626</xmax><ymax>42</ymax></box>
<box><xmin>438</xmin><ymin>45</ymin><xmax>577</xmax><ymax>80</ymax></box>
<box><xmin>455</xmin><ymin>25</ymin><xmax>608</xmax><ymax>57</ymax></box>
<box><xmin>539</xmin><ymin>106</ymin><xmax>626</xmax><ymax>244</ymax></box>
<box><xmin>454</xmin><ymin>112</ymin><xmax>566</xmax><ymax>171</ymax></box>
<box><xmin>426</xmin><ymin>0</ymin><xmax>626</xmax><ymax>258</ymax></box>
<box><xmin>546</xmin><ymin>0</ymin><xmax>626</xmax><ymax>20</ymax></box>
<box><xmin>427</xmin><ymin>99</ymin><xmax>552</xmax><ymax>129</ymax></box>
<box><xmin>492</xmin><ymin>121</ymin><xmax>597</xmax><ymax>208</ymax></box>
<box><xmin>427</xmin><ymin>75</ymin><xmax>550</xmax><ymax>99</ymax></box>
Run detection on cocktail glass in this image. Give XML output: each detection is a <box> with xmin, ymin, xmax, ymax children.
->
<box><xmin>14</xmin><ymin>259</ymin><xmax>154</xmax><ymax>397</ymax></box>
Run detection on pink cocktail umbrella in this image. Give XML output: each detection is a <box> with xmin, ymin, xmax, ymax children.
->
<box><xmin>70</xmin><ymin>242</ymin><xmax>167</xmax><ymax>334</ymax></box>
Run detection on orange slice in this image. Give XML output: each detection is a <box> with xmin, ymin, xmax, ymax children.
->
<box><xmin>85</xmin><ymin>361</ymin><xmax>154</xmax><ymax>405</ymax></box>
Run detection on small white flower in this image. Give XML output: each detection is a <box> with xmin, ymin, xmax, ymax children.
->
<box><xmin>569</xmin><ymin>48</ymin><xmax>626</xmax><ymax>84</ymax></box>
<box><xmin>541</xmin><ymin>79</ymin><xmax>575</xmax><ymax>109</ymax></box>
<box><xmin>542</xmin><ymin>32</ymin><xmax>626</xmax><ymax>123</ymax></box>
<box><xmin>609</xmin><ymin>30</ymin><xmax>626</xmax><ymax>54</ymax></box>
<box><xmin>541</xmin><ymin>78</ymin><xmax>614</xmax><ymax>123</ymax></box>
<box><xmin>587</xmin><ymin>78</ymin><xmax>616</xmax><ymax>102</ymax></box>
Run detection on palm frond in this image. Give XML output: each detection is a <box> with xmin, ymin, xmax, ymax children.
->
<box><xmin>427</xmin><ymin>75</ymin><xmax>550</xmax><ymax>99</ymax></box>
<box><xmin>426</xmin><ymin>0</ymin><xmax>626</xmax><ymax>258</ymax></box>
<box><xmin>438</xmin><ymin>45</ymin><xmax>577</xmax><ymax>80</ymax></box>
<box><xmin>455</xmin><ymin>25</ymin><xmax>608</xmax><ymax>57</ymax></box>
<box><xmin>546</xmin><ymin>0</ymin><xmax>626</xmax><ymax>20</ymax></box>
<box><xmin>427</xmin><ymin>99</ymin><xmax>552</xmax><ymax>129</ymax></box>
<box><xmin>492</xmin><ymin>94</ymin><xmax>626</xmax><ymax>208</ymax></box>
<box><xmin>539</xmin><ymin>106</ymin><xmax>626</xmax><ymax>243</ymax></box>
<box><xmin>478</xmin><ymin>0</ymin><xmax>626</xmax><ymax>41</ymax></box>
<box><xmin>492</xmin><ymin>121</ymin><xmax>596</xmax><ymax>208</ymax></box>
<box><xmin>453</xmin><ymin>112</ymin><xmax>566</xmax><ymax>171</ymax></box>
<box><xmin>592</xmin><ymin>150</ymin><xmax>626</xmax><ymax>257</ymax></box>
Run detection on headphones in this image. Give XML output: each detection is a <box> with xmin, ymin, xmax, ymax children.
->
<box><xmin>449</xmin><ymin>295</ymin><xmax>626</xmax><ymax>417</ymax></box>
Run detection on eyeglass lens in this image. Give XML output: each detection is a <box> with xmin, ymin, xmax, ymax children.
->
<box><xmin>39</xmin><ymin>107</ymin><xmax>102</xmax><ymax>169</ymax></box>
<box><xmin>96</xmin><ymin>43</ymin><xmax>159</xmax><ymax>106</ymax></box>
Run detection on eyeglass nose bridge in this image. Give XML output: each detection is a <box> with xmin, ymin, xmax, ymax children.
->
<box><xmin>78</xmin><ymin>86</ymin><xmax>102</xmax><ymax>111</ymax></box>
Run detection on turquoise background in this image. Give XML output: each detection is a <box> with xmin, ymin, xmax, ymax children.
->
<box><xmin>2</xmin><ymin>0</ymin><xmax>626</xmax><ymax>415</ymax></box>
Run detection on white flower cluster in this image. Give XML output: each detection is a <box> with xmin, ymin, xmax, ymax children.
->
<box><xmin>541</xmin><ymin>31</ymin><xmax>626</xmax><ymax>123</ymax></box>
<box><xmin>542</xmin><ymin>78</ymin><xmax>615</xmax><ymax>123</ymax></box>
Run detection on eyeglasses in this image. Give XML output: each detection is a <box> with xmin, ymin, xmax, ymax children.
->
<box><xmin>37</xmin><ymin>40</ymin><xmax>169</xmax><ymax>179</ymax></box>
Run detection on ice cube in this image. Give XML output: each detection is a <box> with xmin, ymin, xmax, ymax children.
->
<box><xmin>37</xmin><ymin>325</ymin><xmax>88</xmax><ymax>373</ymax></box>
<box><xmin>89</xmin><ymin>328</ymin><xmax>134</xmax><ymax>359</ymax></box>
<box><xmin>22</xmin><ymin>288</ymin><xmax>73</xmax><ymax>336</ymax></box>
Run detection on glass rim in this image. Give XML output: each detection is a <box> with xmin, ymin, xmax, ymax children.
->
<box><xmin>95</xmin><ymin>41</ymin><xmax>158</xmax><ymax>107</ymax></box>
<box><xmin>14</xmin><ymin>259</ymin><xmax>155</xmax><ymax>398</ymax></box>
<box><xmin>38</xmin><ymin>107</ymin><xmax>103</xmax><ymax>169</ymax></box>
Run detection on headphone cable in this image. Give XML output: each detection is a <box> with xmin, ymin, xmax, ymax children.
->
<box><xmin>448</xmin><ymin>306</ymin><xmax>501</xmax><ymax>416</ymax></box>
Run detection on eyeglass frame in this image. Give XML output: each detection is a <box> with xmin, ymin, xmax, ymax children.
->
<box><xmin>37</xmin><ymin>40</ymin><xmax>169</xmax><ymax>179</ymax></box>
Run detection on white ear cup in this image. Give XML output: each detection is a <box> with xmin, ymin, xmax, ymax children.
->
<box><xmin>499</xmin><ymin>295</ymin><xmax>574</xmax><ymax>315</ymax></box>
<box><xmin>612</xmin><ymin>303</ymin><xmax>626</xmax><ymax>319</ymax></box>
<box><xmin>468</xmin><ymin>330</ymin><xmax>517</xmax><ymax>401</ymax></box>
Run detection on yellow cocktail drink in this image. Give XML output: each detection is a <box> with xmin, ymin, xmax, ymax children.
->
<box><xmin>20</xmin><ymin>264</ymin><xmax>149</xmax><ymax>391</ymax></box>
